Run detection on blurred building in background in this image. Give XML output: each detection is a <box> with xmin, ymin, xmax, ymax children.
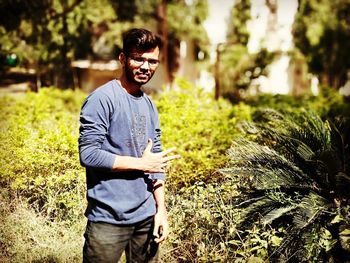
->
<box><xmin>201</xmin><ymin>0</ymin><xmax>302</xmax><ymax>96</ymax></box>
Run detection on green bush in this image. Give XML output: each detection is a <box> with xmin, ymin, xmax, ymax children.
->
<box><xmin>244</xmin><ymin>85</ymin><xmax>350</xmax><ymax>120</ymax></box>
<box><xmin>156</xmin><ymin>78</ymin><xmax>252</xmax><ymax>187</ymax></box>
<box><xmin>0</xmin><ymin>88</ymin><xmax>87</xmax><ymax>220</ymax></box>
<box><xmin>163</xmin><ymin>180</ymin><xmax>282</xmax><ymax>262</ymax></box>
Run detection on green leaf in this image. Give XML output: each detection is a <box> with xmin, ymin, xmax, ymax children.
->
<box><xmin>331</xmin><ymin>215</ymin><xmax>343</xmax><ymax>224</ymax></box>
<box><xmin>340</xmin><ymin>229</ymin><xmax>350</xmax><ymax>236</ymax></box>
<box><xmin>271</xmin><ymin>235</ymin><xmax>282</xmax><ymax>246</ymax></box>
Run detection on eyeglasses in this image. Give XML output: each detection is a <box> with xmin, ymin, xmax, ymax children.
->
<box><xmin>128</xmin><ymin>56</ymin><xmax>160</xmax><ymax>69</ymax></box>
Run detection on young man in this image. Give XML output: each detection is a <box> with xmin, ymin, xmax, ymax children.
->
<box><xmin>79</xmin><ymin>28</ymin><xmax>180</xmax><ymax>263</ymax></box>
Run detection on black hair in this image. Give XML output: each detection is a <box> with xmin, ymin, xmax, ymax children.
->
<box><xmin>122</xmin><ymin>28</ymin><xmax>162</xmax><ymax>56</ymax></box>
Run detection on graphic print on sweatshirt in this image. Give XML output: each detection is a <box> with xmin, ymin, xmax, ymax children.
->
<box><xmin>125</xmin><ymin>113</ymin><xmax>147</xmax><ymax>152</ymax></box>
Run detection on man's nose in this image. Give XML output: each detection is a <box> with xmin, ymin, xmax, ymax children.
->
<box><xmin>140</xmin><ymin>60</ymin><xmax>151</xmax><ymax>69</ymax></box>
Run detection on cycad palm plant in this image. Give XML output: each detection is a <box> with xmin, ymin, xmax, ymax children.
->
<box><xmin>221</xmin><ymin>109</ymin><xmax>350</xmax><ymax>262</ymax></box>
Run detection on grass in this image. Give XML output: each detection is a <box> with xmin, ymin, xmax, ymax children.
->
<box><xmin>0</xmin><ymin>192</ymin><xmax>85</xmax><ymax>263</ymax></box>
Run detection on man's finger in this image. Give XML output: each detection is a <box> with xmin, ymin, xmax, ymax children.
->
<box><xmin>144</xmin><ymin>139</ymin><xmax>153</xmax><ymax>153</ymax></box>
<box><xmin>153</xmin><ymin>224</ymin><xmax>160</xmax><ymax>238</ymax></box>
<box><xmin>155</xmin><ymin>235</ymin><xmax>166</xmax><ymax>243</ymax></box>
<box><xmin>155</xmin><ymin>228</ymin><xmax>168</xmax><ymax>243</ymax></box>
<box><xmin>161</xmin><ymin>147</ymin><xmax>177</xmax><ymax>156</ymax></box>
<box><xmin>162</xmin><ymin>154</ymin><xmax>181</xmax><ymax>163</ymax></box>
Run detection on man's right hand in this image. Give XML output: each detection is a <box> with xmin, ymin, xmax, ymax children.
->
<box><xmin>140</xmin><ymin>139</ymin><xmax>181</xmax><ymax>173</ymax></box>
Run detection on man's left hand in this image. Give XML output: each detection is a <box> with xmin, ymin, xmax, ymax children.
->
<box><xmin>153</xmin><ymin>208</ymin><xmax>169</xmax><ymax>243</ymax></box>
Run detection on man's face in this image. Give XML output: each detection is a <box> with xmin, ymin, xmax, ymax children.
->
<box><xmin>123</xmin><ymin>47</ymin><xmax>160</xmax><ymax>86</ymax></box>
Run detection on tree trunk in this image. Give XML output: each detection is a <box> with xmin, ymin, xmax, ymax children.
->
<box><xmin>157</xmin><ymin>0</ymin><xmax>171</xmax><ymax>87</ymax></box>
<box><xmin>57</xmin><ymin>0</ymin><xmax>73</xmax><ymax>89</ymax></box>
<box><xmin>214</xmin><ymin>43</ymin><xmax>222</xmax><ymax>100</ymax></box>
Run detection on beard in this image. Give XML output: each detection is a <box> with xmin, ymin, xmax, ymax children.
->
<box><xmin>124</xmin><ymin>64</ymin><xmax>155</xmax><ymax>86</ymax></box>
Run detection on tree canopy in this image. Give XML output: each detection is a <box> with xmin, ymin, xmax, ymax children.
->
<box><xmin>293</xmin><ymin>0</ymin><xmax>350</xmax><ymax>89</ymax></box>
<box><xmin>0</xmin><ymin>0</ymin><xmax>209</xmax><ymax>89</ymax></box>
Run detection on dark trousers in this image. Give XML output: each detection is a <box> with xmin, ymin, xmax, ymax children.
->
<box><xmin>83</xmin><ymin>217</ymin><xmax>159</xmax><ymax>263</ymax></box>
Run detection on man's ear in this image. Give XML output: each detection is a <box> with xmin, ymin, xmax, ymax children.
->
<box><xmin>119</xmin><ymin>52</ymin><xmax>126</xmax><ymax>66</ymax></box>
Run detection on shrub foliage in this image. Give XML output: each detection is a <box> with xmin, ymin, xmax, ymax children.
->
<box><xmin>0</xmin><ymin>88</ymin><xmax>87</xmax><ymax>220</ymax></box>
<box><xmin>0</xmin><ymin>83</ymin><xmax>349</xmax><ymax>262</ymax></box>
<box><xmin>221</xmin><ymin>109</ymin><xmax>350</xmax><ymax>262</ymax></box>
<box><xmin>157</xmin><ymin>78</ymin><xmax>252</xmax><ymax>187</ymax></box>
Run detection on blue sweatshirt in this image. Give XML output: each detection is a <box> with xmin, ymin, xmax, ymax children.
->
<box><xmin>79</xmin><ymin>79</ymin><xmax>165</xmax><ymax>225</ymax></box>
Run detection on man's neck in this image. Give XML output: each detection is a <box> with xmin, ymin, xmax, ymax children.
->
<box><xmin>117</xmin><ymin>75</ymin><xmax>142</xmax><ymax>97</ymax></box>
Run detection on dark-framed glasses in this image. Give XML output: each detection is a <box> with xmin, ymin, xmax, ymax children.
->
<box><xmin>128</xmin><ymin>56</ymin><xmax>160</xmax><ymax>69</ymax></box>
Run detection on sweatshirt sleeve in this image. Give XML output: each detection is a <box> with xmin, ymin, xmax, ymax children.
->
<box><xmin>150</xmin><ymin>103</ymin><xmax>166</xmax><ymax>181</ymax></box>
<box><xmin>78</xmin><ymin>92</ymin><xmax>116</xmax><ymax>170</ymax></box>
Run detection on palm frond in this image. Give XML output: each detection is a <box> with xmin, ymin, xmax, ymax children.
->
<box><xmin>292</xmin><ymin>192</ymin><xmax>329</xmax><ymax>229</ymax></box>
<box><xmin>223</xmin><ymin>108</ymin><xmax>350</xmax><ymax>261</ymax></box>
<box><xmin>261</xmin><ymin>205</ymin><xmax>296</xmax><ymax>226</ymax></box>
<box><xmin>235</xmin><ymin>196</ymin><xmax>287</xmax><ymax>230</ymax></box>
<box><xmin>221</xmin><ymin>139</ymin><xmax>315</xmax><ymax>190</ymax></box>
